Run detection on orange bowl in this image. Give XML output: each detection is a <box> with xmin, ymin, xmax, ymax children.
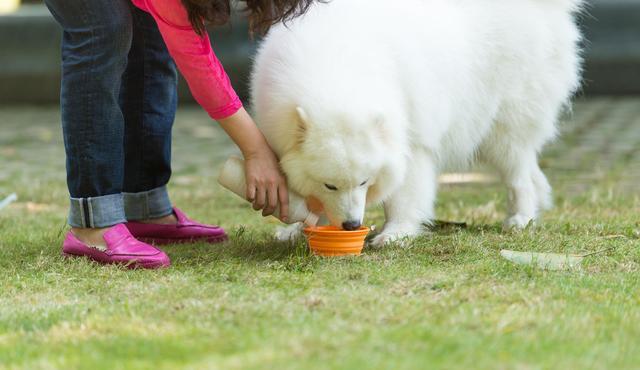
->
<box><xmin>303</xmin><ymin>226</ymin><xmax>370</xmax><ymax>257</ymax></box>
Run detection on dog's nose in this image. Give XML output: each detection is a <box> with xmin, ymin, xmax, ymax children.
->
<box><xmin>342</xmin><ymin>220</ymin><xmax>362</xmax><ymax>231</ymax></box>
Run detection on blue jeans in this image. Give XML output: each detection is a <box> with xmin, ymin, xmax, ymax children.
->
<box><xmin>45</xmin><ymin>0</ymin><xmax>178</xmax><ymax>228</ymax></box>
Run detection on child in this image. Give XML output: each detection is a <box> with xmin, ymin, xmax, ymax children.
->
<box><xmin>45</xmin><ymin>0</ymin><xmax>317</xmax><ymax>268</ymax></box>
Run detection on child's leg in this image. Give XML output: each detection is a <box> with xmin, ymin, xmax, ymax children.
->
<box><xmin>45</xmin><ymin>0</ymin><xmax>133</xmax><ymax>229</ymax></box>
<box><xmin>119</xmin><ymin>7</ymin><xmax>179</xmax><ymax>222</ymax></box>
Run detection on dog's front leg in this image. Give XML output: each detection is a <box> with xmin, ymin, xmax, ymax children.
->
<box><xmin>371</xmin><ymin>150</ymin><xmax>437</xmax><ymax>247</ymax></box>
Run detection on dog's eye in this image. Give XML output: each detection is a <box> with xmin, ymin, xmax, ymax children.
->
<box><xmin>324</xmin><ymin>184</ymin><xmax>338</xmax><ymax>191</ymax></box>
<box><xmin>360</xmin><ymin>180</ymin><xmax>368</xmax><ymax>186</ymax></box>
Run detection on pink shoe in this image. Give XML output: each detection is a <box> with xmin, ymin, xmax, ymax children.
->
<box><xmin>62</xmin><ymin>224</ymin><xmax>170</xmax><ymax>269</ymax></box>
<box><xmin>125</xmin><ymin>207</ymin><xmax>228</xmax><ymax>245</ymax></box>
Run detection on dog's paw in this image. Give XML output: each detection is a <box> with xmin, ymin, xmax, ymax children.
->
<box><xmin>370</xmin><ymin>224</ymin><xmax>422</xmax><ymax>248</ymax></box>
<box><xmin>502</xmin><ymin>214</ymin><xmax>535</xmax><ymax>231</ymax></box>
<box><xmin>275</xmin><ymin>223</ymin><xmax>304</xmax><ymax>241</ymax></box>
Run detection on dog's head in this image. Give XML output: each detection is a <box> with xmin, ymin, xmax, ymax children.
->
<box><xmin>280</xmin><ymin>107</ymin><xmax>406</xmax><ymax>230</ymax></box>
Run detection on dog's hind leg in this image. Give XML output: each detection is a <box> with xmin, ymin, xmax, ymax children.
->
<box><xmin>532</xmin><ymin>163</ymin><xmax>553</xmax><ymax>211</ymax></box>
<box><xmin>371</xmin><ymin>149</ymin><xmax>437</xmax><ymax>247</ymax></box>
<box><xmin>480</xmin><ymin>131</ymin><xmax>552</xmax><ymax>230</ymax></box>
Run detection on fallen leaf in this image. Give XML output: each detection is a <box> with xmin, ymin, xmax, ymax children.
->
<box><xmin>0</xmin><ymin>193</ymin><xmax>17</xmax><ymax>211</ymax></box>
<box><xmin>500</xmin><ymin>249</ymin><xmax>583</xmax><ymax>271</ymax></box>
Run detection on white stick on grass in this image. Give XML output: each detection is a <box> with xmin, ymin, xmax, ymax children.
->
<box><xmin>0</xmin><ymin>193</ymin><xmax>18</xmax><ymax>211</ymax></box>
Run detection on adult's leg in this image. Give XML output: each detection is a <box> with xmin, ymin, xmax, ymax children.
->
<box><xmin>119</xmin><ymin>6</ymin><xmax>179</xmax><ymax>222</ymax></box>
<box><xmin>45</xmin><ymin>0</ymin><xmax>133</xmax><ymax>228</ymax></box>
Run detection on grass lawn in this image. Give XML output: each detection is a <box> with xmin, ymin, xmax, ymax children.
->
<box><xmin>1</xmin><ymin>100</ymin><xmax>639</xmax><ymax>369</ymax></box>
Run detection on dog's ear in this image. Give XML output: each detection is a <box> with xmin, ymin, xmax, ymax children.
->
<box><xmin>294</xmin><ymin>106</ymin><xmax>311</xmax><ymax>147</ymax></box>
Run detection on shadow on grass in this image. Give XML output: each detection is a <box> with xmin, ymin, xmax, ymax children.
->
<box><xmin>364</xmin><ymin>219</ymin><xmax>500</xmax><ymax>244</ymax></box>
<box><xmin>164</xmin><ymin>225</ymin><xmax>310</xmax><ymax>265</ymax></box>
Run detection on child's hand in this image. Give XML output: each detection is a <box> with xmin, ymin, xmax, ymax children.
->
<box><xmin>217</xmin><ymin>108</ymin><xmax>289</xmax><ymax>221</ymax></box>
<box><xmin>244</xmin><ymin>147</ymin><xmax>289</xmax><ymax>221</ymax></box>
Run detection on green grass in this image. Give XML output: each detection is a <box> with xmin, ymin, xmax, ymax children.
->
<box><xmin>1</xmin><ymin>105</ymin><xmax>640</xmax><ymax>369</ymax></box>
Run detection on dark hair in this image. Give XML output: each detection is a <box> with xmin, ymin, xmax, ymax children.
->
<box><xmin>181</xmin><ymin>0</ymin><xmax>321</xmax><ymax>36</ymax></box>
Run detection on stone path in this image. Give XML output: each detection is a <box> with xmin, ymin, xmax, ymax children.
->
<box><xmin>544</xmin><ymin>97</ymin><xmax>640</xmax><ymax>194</ymax></box>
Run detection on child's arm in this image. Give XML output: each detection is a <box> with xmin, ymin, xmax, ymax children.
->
<box><xmin>133</xmin><ymin>0</ymin><xmax>289</xmax><ymax>219</ymax></box>
<box><xmin>135</xmin><ymin>0</ymin><xmax>243</xmax><ymax>121</ymax></box>
<box><xmin>218</xmin><ymin>108</ymin><xmax>289</xmax><ymax>221</ymax></box>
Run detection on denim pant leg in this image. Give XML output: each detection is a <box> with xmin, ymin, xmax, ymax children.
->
<box><xmin>45</xmin><ymin>0</ymin><xmax>133</xmax><ymax>228</ymax></box>
<box><xmin>120</xmin><ymin>7</ymin><xmax>178</xmax><ymax>221</ymax></box>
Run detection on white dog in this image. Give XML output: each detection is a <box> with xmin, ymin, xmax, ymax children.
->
<box><xmin>251</xmin><ymin>0</ymin><xmax>583</xmax><ymax>246</ymax></box>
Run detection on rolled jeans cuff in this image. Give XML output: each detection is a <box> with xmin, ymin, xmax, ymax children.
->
<box><xmin>68</xmin><ymin>194</ymin><xmax>127</xmax><ymax>228</ymax></box>
<box><xmin>123</xmin><ymin>185</ymin><xmax>173</xmax><ymax>221</ymax></box>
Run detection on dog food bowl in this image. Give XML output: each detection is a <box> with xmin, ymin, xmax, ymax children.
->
<box><xmin>303</xmin><ymin>226</ymin><xmax>370</xmax><ymax>257</ymax></box>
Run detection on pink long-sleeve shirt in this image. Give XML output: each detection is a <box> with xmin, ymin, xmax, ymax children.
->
<box><xmin>131</xmin><ymin>0</ymin><xmax>243</xmax><ymax>120</ymax></box>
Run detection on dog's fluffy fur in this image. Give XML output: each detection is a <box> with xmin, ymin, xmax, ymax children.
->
<box><xmin>251</xmin><ymin>0</ymin><xmax>583</xmax><ymax>245</ymax></box>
